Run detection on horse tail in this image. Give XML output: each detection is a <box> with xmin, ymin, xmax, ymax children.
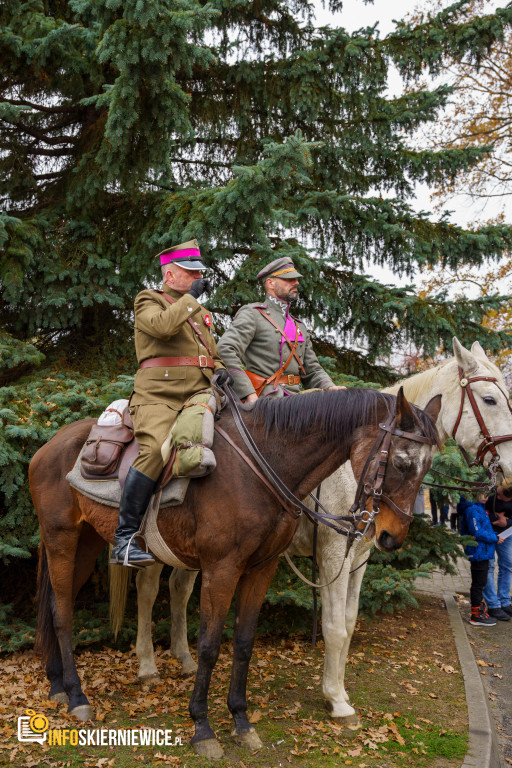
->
<box><xmin>35</xmin><ymin>542</ymin><xmax>58</xmax><ymax>663</ymax></box>
<box><xmin>109</xmin><ymin>550</ymin><xmax>132</xmax><ymax>639</ymax></box>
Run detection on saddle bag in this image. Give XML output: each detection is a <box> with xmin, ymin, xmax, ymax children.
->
<box><xmin>81</xmin><ymin>404</ymin><xmax>134</xmax><ymax>479</ymax></box>
<box><xmin>161</xmin><ymin>388</ymin><xmax>222</xmax><ymax>479</ymax></box>
<box><xmin>244</xmin><ymin>370</ymin><xmax>268</xmax><ymax>397</ymax></box>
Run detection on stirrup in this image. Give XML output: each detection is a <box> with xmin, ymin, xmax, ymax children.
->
<box><xmin>110</xmin><ymin>531</ymin><xmax>155</xmax><ymax>569</ymax></box>
<box><xmin>123</xmin><ymin>530</ymin><xmax>154</xmax><ymax>568</ymax></box>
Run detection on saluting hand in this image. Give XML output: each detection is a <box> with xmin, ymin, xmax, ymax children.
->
<box><xmin>188</xmin><ymin>279</ymin><xmax>211</xmax><ymax>299</ymax></box>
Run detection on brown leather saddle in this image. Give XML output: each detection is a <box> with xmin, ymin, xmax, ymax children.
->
<box><xmin>80</xmin><ymin>409</ymin><xmax>175</xmax><ymax>490</ymax></box>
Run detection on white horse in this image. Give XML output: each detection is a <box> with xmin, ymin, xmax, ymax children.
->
<box><xmin>128</xmin><ymin>338</ymin><xmax>512</xmax><ymax>725</ymax></box>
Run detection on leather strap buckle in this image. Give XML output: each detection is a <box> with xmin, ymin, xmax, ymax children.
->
<box><xmin>287</xmin><ymin>374</ymin><xmax>296</xmax><ymax>385</ymax></box>
<box><xmin>199</xmin><ymin>355</ymin><xmax>208</xmax><ymax>368</ymax></box>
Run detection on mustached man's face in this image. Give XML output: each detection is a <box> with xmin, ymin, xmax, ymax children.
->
<box><xmin>266</xmin><ymin>276</ymin><xmax>299</xmax><ymax>302</ymax></box>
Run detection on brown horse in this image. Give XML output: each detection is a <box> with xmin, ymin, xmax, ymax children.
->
<box><xmin>31</xmin><ymin>388</ymin><xmax>440</xmax><ymax>758</ymax></box>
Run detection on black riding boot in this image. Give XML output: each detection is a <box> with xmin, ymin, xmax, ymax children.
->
<box><xmin>110</xmin><ymin>466</ymin><xmax>156</xmax><ymax>568</ymax></box>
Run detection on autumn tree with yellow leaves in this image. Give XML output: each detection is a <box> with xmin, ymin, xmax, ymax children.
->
<box><xmin>407</xmin><ymin>0</ymin><xmax>512</xmax><ymax>383</ymax></box>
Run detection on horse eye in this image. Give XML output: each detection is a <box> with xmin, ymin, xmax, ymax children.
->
<box><xmin>393</xmin><ymin>455</ymin><xmax>411</xmax><ymax>472</ymax></box>
<box><xmin>483</xmin><ymin>396</ymin><xmax>497</xmax><ymax>405</ymax></box>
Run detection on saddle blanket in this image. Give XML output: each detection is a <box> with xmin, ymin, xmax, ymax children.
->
<box><xmin>66</xmin><ymin>446</ymin><xmax>190</xmax><ymax>509</ymax></box>
<box><xmin>67</xmin><ymin>448</ymin><xmax>195</xmax><ymax>569</ymax></box>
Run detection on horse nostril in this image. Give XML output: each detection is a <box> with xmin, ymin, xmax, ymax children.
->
<box><xmin>378</xmin><ymin>530</ymin><xmax>400</xmax><ymax>551</ymax></box>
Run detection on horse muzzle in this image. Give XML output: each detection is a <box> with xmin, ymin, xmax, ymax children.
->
<box><xmin>377</xmin><ymin>530</ymin><xmax>402</xmax><ymax>552</ymax></box>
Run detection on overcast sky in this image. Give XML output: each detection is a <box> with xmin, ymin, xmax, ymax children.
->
<box><xmin>309</xmin><ymin>0</ymin><xmax>509</xmax><ymax>294</ymax></box>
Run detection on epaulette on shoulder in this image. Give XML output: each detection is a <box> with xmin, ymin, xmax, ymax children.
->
<box><xmin>137</xmin><ymin>287</ymin><xmax>162</xmax><ymax>298</ymax></box>
<box><xmin>244</xmin><ymin>302</ymin><xmax>268</xmax><ymax>310</ymax></box>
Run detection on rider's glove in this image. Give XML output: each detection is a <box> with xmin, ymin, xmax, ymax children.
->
<box><xmin>188</xmin><ymin>279</ymin><xmax>211</xmax><ymax>299</ymax></box>
<box><xmin>214</xmin><ymin>369</ymin><xmax>234</xmax><ymax>388</ymax></box>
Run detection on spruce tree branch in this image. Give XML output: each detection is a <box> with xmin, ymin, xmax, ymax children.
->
<box><xmin>169</xmin><ymin>157</ymin><xmax>231</xmax><ymax>168</ymax></box>
<box><xmin>23</xmin><ymin>146</ymin><xmax>74</xmax><ymax>157</ymax></box>
<box><xmin>2</xmin><ymin>97</ymin><xmax>76</xmax><ymax>115</ymax></box>
<box><xmin>33</xmin><ymin>171</ymin><xmax>62</xmax><ymax>180</ymax></box>
<box><xmin>0</xmin><ymin>119</ymin><xmax>77</xmax><ymax>146</ymax></box>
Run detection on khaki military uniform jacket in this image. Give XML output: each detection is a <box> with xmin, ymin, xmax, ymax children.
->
<box><xmin>218</xmin><ymin>297</ymin><xmax>334</xmax><ymax>399</ymax></box>
<box><xmin>131</xmin><ymin>284</ymin><xmax>225</xmax><ymax>408</ymax></box>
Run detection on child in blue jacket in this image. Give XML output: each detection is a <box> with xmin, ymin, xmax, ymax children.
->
<box><xmin>458</xmin><ymin>494</ymin><xmax>500</xmax><ymax>626</ymax></box>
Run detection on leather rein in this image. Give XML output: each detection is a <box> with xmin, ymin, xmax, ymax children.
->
<box><xmin>214</xmin><ymin>385</ymin><xmax>436</xmax><ymax>542</ymax></box>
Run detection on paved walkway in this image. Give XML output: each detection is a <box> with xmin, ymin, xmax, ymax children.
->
<box><xmin>414</xmin><ymin>556</ymin><xmax>471</xmax><ymax>596</ymax></box>
<box><xmin>414</xmin><ymin>556</ymin><xmax>511</xmax><ymax>768</ymax></box>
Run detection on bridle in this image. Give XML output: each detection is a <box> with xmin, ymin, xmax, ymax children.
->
<box><xmin>452</xmin><ymin>366</ymin><xmax>512</xmax><ymax>484</ymax></box>
<box><xmin>215</xmin><ymin>384</ymin><xmax>436</xmax><ymax>542</ymax></box>
<box><xmin>347</xmin><ymin>411</ymin><xmax>436</xmax><ymax>542</ymax></box>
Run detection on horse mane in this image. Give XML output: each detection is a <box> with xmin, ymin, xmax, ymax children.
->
<box><xmin>385</xmin><ymin>360</ymin><xmax>452</xmax><ymax>402</ymax></box>
<box><xmin>251</xmin><ymin>388</ymin><xmax>439</xmax><ymax>446</ymax></box>
<box><xmin>386</xmin><ymin>353</ymin><xmax>501</xmax><ymax>403</ymax></box>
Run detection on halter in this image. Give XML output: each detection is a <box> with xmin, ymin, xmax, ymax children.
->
<box><xmin>348</xmin><ymin>411</ymin><xmax>436</xmax><ymax>541</ymax></box>
<box><xmin>452</xmin><ymin>366</ymin><xmax>512</xmax><ymax>480</ymax></box>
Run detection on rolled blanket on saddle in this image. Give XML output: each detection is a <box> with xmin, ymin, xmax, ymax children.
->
<box><xmin>161</xmin><ymin>388</ymin><xmax>221</xmax><ymax>479</ymax></box>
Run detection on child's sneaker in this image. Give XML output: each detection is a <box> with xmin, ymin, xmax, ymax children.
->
<box><xmin>470</xmin><ymin>604</ymin><xmax>497</xmax><ymax>626</ymax></box>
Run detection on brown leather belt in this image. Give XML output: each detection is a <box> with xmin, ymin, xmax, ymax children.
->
<box><xmin>140</xmin><ymin>356</ymin><xmax>215</xmax><ymax>369</ymax></box>
<box><xmin>246</xmin><ymin>370</ymin><xmax>301</xmax><ymax>393</ymax></box>
<box><xmin>278</xmin><ymin>374</ymin><xmax>301</xmax><ymax>386</ymax></box>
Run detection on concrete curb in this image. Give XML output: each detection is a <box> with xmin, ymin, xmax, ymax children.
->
<box><xmin>443</xmin><ymin>593</ymin><xmax>502</xmax><ymax>768</ymax></box>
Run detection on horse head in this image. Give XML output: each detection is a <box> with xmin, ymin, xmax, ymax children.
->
<box><xmin>351</xmin><ymin>389</ymin><xmax>441</xmax><ymax>552</ymax></box>
<box><xmin>447</xmin><ymin>337</ymin><xmax>512</xmax><ymax>482</ymax></box>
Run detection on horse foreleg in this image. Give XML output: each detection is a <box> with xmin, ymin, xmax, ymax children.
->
<box><xmin>227</xmin><ymin>559</ymin><xmax>278</xmax><ymax>751</ymax></box>
<box><xmin>169</xmin><ymin>569</ymin><xmax>198</xmax><ymax>677</ymax></box>
<box><xmin>135</xmin><ymin>563</ymin><xmax>164</xmax><ymax>681</ymax></box>
<box><xmin>318</xmin><ymin>559</ymin><xmax>355</xmax><ymax>721</ymax></box>
<box><xmin>189</xmin><ymin>562</ymin><xmax>240</xmax><ymax>759</ymax></box>
<box><xmin>335</xmin><ymin>555</ymin><xmax>370</xmax><ymax>722</ymax></box>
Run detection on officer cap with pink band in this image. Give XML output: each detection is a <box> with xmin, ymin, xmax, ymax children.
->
<box><xmin>157</xmin><ymin>238</ymin><xmax>209</xmax><ymax>271</ymax></box>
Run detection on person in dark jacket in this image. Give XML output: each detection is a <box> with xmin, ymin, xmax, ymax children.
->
<box><xmin>482</xmin><ymin>482</ymin><xmax>512</xmax><ymax>621</ymax></box>
<box><xmin>458</xmin><ymin>494</ymin><xmax>500</xmax><ymax>627</ymax></box>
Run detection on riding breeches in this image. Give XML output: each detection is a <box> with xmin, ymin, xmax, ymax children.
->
<box><xmin>130</xmin><ymin>403</ymin><xmax>180</xmax><ymax>482</ymax></box>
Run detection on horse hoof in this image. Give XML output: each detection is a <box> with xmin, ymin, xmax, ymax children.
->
<box><xmin>69</xmin><ymin>704</ymin><xmax>94</xmax><ymax>721</ymax></box>
<box><xmin>50</xmin><ymin>691</ymin><xmax>69</xmax><ymax>705</ymax></box>
<box><xmin>232</xmin><ymin>728</ymin><xmax>264</xmax><ymax>750</ymax></box>
<box><xmin>192</xmin><ymin>738</ymin><xmax>224</xmax><ymax>759</ymax></box>
<box><xmin>331</xmin><ymin>714</ymin><xmax>361</xmax><ymax>730</ymax></box>
<box><xmin>139</xmin><ymin>673</ymin><xmax>161</xmax><ymax>684</ymax></box>
<box><xmin>180</xmin><ymin>661</ymin><xmax>198</xmax><ymax>678</ymax></box>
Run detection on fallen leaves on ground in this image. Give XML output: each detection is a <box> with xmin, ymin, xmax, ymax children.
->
<box><xmin>0</xmin><ymin>597</ymin><xmax>468</xmax><ymax>767</ymax></box>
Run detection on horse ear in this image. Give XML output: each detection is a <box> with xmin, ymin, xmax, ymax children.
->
<box><xmin>471</xmin><ymin>340</ymin><xmax>488</xmax><ymax>361</ymax></box>
<box><xmin>452</xmin><ymin>337</ymin><xmax>478</xmax><ymax>375</ymax></box>
<box><xmin>423</xmin><ymin>394</ymin><xmax>442</xmax><ymax>425</ymax></box>
<box><xmin>396</xmin><ymin>386</ymin><xmax>416</xmax><ymax>431</ymax></box>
